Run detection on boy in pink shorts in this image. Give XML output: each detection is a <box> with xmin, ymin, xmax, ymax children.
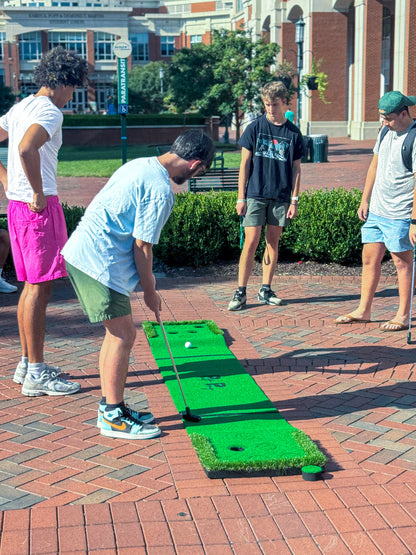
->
<box><xmin>0</xmin><ymin>47</ymin><xmax>88</xmax><ymax>396</ymax></box>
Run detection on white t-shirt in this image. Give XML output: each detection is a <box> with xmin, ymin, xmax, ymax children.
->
<box><xmin>62</xmin><ymin>157</ymin><xmax>175</xmax><ymax>296</ymax></box>
<box><xmin>0</xmin><ymin>95</ymin><xmax>63</xmax><ymax>202</ymax></box>
<box><xmin>371</xmin><ymin>124</ymin><xmax>416</xmax><ymax>219</ymax></box>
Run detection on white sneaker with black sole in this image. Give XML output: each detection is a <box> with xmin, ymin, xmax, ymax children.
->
<box><xmin>227</xmin><ymin>290</ymin><xmax>247</xmax><ymax>311</ymax></box>
<box><xmin>257</xmin><ymin>288</ymin><xmax>282</xmax><ymax>306</ymax></box>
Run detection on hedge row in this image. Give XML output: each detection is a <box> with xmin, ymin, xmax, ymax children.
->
<box><xmin>0</xmin><ymin>188</ymin><xmax>364</xmax><ymax>270</ymax></box>
<box><xmin>154</xmin><ymin>188</ymin><xmax>364</xmax><ymax>266</ymax></box>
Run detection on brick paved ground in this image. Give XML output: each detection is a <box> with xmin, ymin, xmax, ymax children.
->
<box><xmin>1</xmin><ymin>138</ymin><xmax>416</xmax><ymax>554</ymax></box>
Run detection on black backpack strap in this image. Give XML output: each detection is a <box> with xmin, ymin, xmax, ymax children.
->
<box><xmin>379</xmin><ymin>125</ymin><xmax>389</xmax><ymax>145</ymax></box>
<box><xmin>402</xmin><ymin>121</ymin><xmax>416</xmax><ymax>173</ymax></box>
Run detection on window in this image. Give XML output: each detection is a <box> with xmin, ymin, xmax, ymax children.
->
<box><xmin>168</xmin><ymin>3</ymin><xmax>190</xmax><ymax>13</ymax></box>
<box><xmin>190</xmin><ymin>35</ymin><xmax>202</xmax><ymax>47</ymax></box>
<box><xmin>94</xmin><ymin>32</ymin><xmax>116</xmax><ymax>61</ymax></box>
<box><xmin>49</xmin><ymin>32</ymin><xmax>86</xmax><ymax>57</ymax></box>
<box><xmin>237</xmin><ymin>0</ymin><xmax>243</xmax><ymax>11</ymax></box>
<box><xmin>216</xmin><ymin>1</ymin><xmax>233</xmax><ymax>9</ymax></box>
<box><xmin>19</xmin><ymin>32</ymin><xmax>42</xmax><ymax>61</ymax></box>
<box><xmin>161</xmin><ymin>36</ymin><xmax>175</xmax><ymax>57</ymax></box>
<box><xmin>0</xmin><ymin>32</ymin><xmax>5</xmax><ymax>61</ymax></box>
<box><xmin>130</xmin><ymin>33</ymin><xmax>149</xmax><ymax>62</ymax></box>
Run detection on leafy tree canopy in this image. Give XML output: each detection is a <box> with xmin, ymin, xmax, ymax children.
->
<box><xmin>168</xmin><ymin>29</ymin><xmax>280</xmax><ymax>139</ymax></box>
<box><xmin>0</xmin><ymin>83</ymin><xmax>15</xmax><ymax>116</ymax></box>
<box><xmin>128</xmin><ymin>61</ymin><xmax>171</xmax><ymax>113</ymax></box>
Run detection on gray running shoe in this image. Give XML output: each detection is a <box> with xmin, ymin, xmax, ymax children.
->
<box><xmin>22</xmin><ymin>368</ymin><xmax>80</xmax><ymax>396</ymax></box>
<box><xmin>13</xmin><ymin>362</ymin><xmax>28</xmax><ymax>385</ymax></box>
<box><xmin>257</xmin><ymin>288</ymin><xmax>282</xmax><ymax>306</ymax></box>
<box><xmin>13</xmin><ymin>363</ymin><xmax>61</xmax><ymax>385</ymax></box>
<box><xmin>227</xmin><ymin>290</ymin><xmax>247</xmax><ymax>311</ymax></box>
<box><xmin>100</xmin><ymin>407</ymin><xmax>161</xmax><ymax>440</ymax></box>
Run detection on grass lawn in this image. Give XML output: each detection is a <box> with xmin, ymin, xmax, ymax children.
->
<box><xmin>57</xmin><ymin>144</ymin><xmax>241</xmax><ymax>177</ymax></box>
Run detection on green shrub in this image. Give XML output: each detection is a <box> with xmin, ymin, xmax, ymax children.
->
<box><xmin>2</xmin><ymin>188</ymin><xmax>364</xmax><ymax>270</ymax></box>
<box><xmin>155</xmin><ymin>188</ymin><xmax>363</xmax><ymax>267</ymax></box>
<box><xmin>154</xmin><ymin>192</ymin><xmax>240</xmax><ymax>267</ymax></box>
<box><xmin>285</xmin><ymin>188</ymin><xmax>362</xmax><ymax>263</ymax></box>
<box><xmin>61</xmin><ymin>203</ymin><xmax>85</xmax><ymax>237</ymax></box>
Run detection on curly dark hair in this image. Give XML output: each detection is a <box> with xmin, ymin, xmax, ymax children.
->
<box><xmin>33</xmin><ymin>46</ymin><xmax>88</xmax><ymax>89</ymax></box>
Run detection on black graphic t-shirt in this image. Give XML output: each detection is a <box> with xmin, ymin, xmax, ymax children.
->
<box><xmin>238</xmin><ymin>114</ymin><xmax>304</xmax><ymax>201</ymax></box>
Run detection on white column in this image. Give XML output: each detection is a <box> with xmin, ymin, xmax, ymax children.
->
<box><xmin>393</xmin><ymin>0</ymin><xmax>408</xmax><ymax>91</ymax></box>
<box><xmin>351</xmin><ymin>0</ymin><xmax>365</xmax><ymax>137</ymax></box>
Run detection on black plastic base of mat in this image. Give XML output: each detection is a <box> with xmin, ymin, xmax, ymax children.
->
<box><xmin>203</xmin><ymin>467</ymin><xmax>302</xmax><ymax>479</ymax></box>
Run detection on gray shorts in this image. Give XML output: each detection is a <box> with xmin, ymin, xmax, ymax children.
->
<box><xmin>243</xmin><ymin>199</ymin><xmax>290</xmax><ymax>227</ymax></box>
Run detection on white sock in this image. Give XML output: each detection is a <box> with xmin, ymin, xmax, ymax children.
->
<box><xmin>21</xmin><ymin>357</ymin><xmax>29</xmax><ymax>368</ymax></box>
<box><xmin>28</xmin><ymin>362</ymin><xmax>46</xmax><ymax>379</ymax></box>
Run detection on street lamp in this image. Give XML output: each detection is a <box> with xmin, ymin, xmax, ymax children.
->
<box><xmin>295</xmin><ymin>16</ymin><xmax>305</xmax><ymax>127</ymax></box>
<box><xmin>159</xmin><ymin>67</ymin><xmax>164</xmax><ymax>95</ymax></box>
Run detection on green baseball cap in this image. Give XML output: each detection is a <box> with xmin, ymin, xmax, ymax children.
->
<box><xmin>378</xmin><ymin>91</ymin><xmax>416</xmax><ymax>115</ymax></box>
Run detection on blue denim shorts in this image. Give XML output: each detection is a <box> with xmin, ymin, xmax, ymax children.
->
<box><xmin>361</xmin><ymin>212</ymin><xmax>412</xmax><ymax>253</ymax></box>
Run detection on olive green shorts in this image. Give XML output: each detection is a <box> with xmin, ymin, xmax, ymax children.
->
<box><xmin>66</xmin><ymin>262</ymin><xmax>131</xmax><ymax>323</ymax></box>
<box><xmin>243</xmin><ymin>199</ymin><xmax>290</xmax><ymax>227</ymax></box>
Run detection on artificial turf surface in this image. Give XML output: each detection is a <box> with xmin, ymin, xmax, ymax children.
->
<box><xmin>143</xmin><ymin>320</ymin><xmax>326</xmax><ymax>477</ymax></box>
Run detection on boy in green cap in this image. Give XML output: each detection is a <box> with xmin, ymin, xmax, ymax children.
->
<box><xmin>335</xmin><ymin>91</ymin><xmax>416</xmax><ymax>331</ymax></box>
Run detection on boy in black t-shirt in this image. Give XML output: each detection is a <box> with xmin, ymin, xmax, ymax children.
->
<box><xmin>228</xmin><ymin>81</ymin><xmax>304</xmax><ymax>311</ymax></box>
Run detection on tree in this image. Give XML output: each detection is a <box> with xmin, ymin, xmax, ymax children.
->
<box><xmin>168</xmin><ymin>29</ymin><xmax>280</xmax><ymax>140</ymax></box>
<box><xmin>0</xmin><ymin>83</ymin><xmax>15</xmax><ymax>116</ymax></box>
<box><xmin>128</xmin><ymin>61</ymin><xmax>171</xmax><ymax>113</ymax></box>
<box><xmin>167</xmin><ymin>44</ymin><xmax>215</xmax><ymax>114</ymax></box>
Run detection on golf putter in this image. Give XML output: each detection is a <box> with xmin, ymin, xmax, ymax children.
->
<box><xmin>407</xmin><ymin>245</ymin><xmax>416</xmax><ymax>344</ymax></box>
<box><xmin>158</xmin><ymin>318</ymin><xmax>201</xmax><ymax>422</ymax></box>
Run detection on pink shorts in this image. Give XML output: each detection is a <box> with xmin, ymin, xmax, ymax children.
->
<box><xmin>8</xmin><ymin>196</ymin><xmax>68</xmax><ymax>283</ymax></box>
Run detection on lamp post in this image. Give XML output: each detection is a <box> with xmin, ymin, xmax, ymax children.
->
<box><xmin>159</xmin><ymin>67</ymin><xmax>164</xmax><ymax>95</ymax></box>
<box><xmin>295</xmin><ymin>16</ymin><xmax>305</xmax><ymax>127</ymax></box>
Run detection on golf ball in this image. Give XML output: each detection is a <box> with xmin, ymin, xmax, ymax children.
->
<box><xmin>185</xmin><ymin>341</ymin><xmax>192</xmax><ymax>349</ymax></box>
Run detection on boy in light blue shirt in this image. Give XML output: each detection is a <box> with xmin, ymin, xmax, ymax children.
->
<box><xmin>62</xmin><ymin>130</ymin><xmax>215</xmax><ymax>440</ymax></box>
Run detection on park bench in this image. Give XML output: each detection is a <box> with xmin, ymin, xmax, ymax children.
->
<box><xmin>0</xmin><ymin>147</ymin><xmax>8</xmax><ymax>166</ymax></box>
<box><xmin>188</xmin><ymin>167</ymin><xmax>239</xmax><ymax>192</ymax></box>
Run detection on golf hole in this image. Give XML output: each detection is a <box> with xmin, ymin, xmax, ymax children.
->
<box><xmin>229</xmin><ymin>446</ymin><xmax>245</xmax><ymax>452</ymax></box>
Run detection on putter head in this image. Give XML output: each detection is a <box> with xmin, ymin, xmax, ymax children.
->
<box><xmin>181</xmin><ymin>409</ymin><xmax>201</xmax><ymax>423</ymax></box>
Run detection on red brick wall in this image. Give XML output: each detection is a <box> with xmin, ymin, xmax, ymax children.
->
<box><xmin>362</xmin><ymin>0</ymin><xmax>383</xmax><ymax>121</ymax></box>
<box><xmin>86</xmin><ymin>30</ymin><xmax>95</xmax><ymax>68</ymax></box>
<box><xmin>62</xmin><ymin>120</ymin><xmax>219</xmax><ymax>146</ymax></box>
<box><xmin>191</xmin><ymin>2</ymin><xmax>215</xmax><ymax>13</ymax></box>
<box><xmin>309</xmin><ymin>11</ymin><xmax>348</xmax><ymax>122</ymax></box>
<box><xmin>280</xmin><ymin>21</ymin><xmax>297</xmax><ymax>116</ymax></box>
<box><xmin>149</xmin><ymin>34</ymin><xmax>160</xmax><ymax>61</ymax></box>
<box><xmin>407</xmin><ymin>1</ymin><xmax>416</xmax><ymax>98</ymax></box>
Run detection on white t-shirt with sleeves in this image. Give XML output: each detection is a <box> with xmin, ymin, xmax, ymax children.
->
<box><xmin>62</xmin><ymin>157</ymin><xmax>175</xmax><ymax>296</ymax></box>
<box><xmin>0</xmin><ymin>94</ymin><xmax>63</xmax><ymax>202</ymax></box>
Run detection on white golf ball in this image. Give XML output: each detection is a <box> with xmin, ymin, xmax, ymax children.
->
<box><xmin>185</xmin><ymin>341</ymin><xmax>192</xmax><ymax>349</ymax></box>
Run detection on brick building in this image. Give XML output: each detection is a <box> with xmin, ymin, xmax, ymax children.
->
<box><xmin>0</xmin><ymin>0</ymin><xmax>414</xmax><ymax>139</ymax></box>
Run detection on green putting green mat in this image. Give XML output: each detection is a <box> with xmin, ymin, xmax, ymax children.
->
<box><xmin>143</xmin><ymin>320</ymin><xmax>326</xmax><ymax>478</ymax></box>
